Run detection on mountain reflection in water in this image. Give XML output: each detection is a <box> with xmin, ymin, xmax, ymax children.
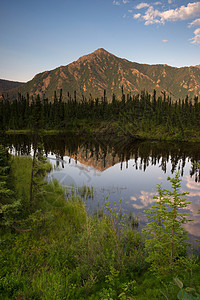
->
<box><xmin>1</xmin><ymin>133</ymin><xmax>200</xmax><ymax>244</ymax></box>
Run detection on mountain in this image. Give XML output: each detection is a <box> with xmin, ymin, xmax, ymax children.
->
<box><xmin>0</xmin><ymin>79</ymin><xmax>24</xmax><ymax>95</ymax></box>
<box><xmin>65</xmin><ymin>145</ymin><xmax>123</xmax><ymax>172</ymax></box>
<box><xmin>4</xmin><ymin>49</ymin><xmax>200</xmax><ymax>100</ymax></box>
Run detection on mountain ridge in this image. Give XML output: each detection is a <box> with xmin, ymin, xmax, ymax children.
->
<box><xmin>2</xmin><ymin>48</ymin><xmax>200</xmax><ymax>100</ymax></box>
<box><xmin>0</xmin><ymin>79</ymin><xmax>24</xmax><ymax>95</ymax></box>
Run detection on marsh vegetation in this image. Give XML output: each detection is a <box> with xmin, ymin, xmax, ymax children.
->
<box><xmin>0</xmin><ymin>145</ymin><xmax>200</xmax><ymax>299</ymax></box>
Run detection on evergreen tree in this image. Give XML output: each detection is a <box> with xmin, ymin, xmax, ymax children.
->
<box><xmin>0</xmin><ymin>146</ymin><xmax>20</xmax><ymax>229</ymax></box>
<box><xmin>143</xmin><ymin>172</ymin><xmax>192</xmax><ymax>275</ymax></box>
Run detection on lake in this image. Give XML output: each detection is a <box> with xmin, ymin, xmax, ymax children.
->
<box><xmin>2</xmin><ymin>133</ymin><xmax>200</xmax><ymax>247</ymax></box>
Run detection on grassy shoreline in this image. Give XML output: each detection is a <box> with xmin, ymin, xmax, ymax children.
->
<box><xmin>1</xmin><ymin>150</ymin><xmax>200</xmax><ymax>299</ymax></box>
<box><xmin>2</xmin><ymin>126</ymin><xmax>200</xmax><ymax>143</ymax></box>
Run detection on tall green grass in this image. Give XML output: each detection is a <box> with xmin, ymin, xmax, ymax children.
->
<box><xmin>0</xmin><ymin>155</ymin><xmax>199</xmax><ymax>299</ymax></box>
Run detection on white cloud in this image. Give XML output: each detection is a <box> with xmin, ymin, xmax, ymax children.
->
<box><xmin>188</xmin><ymin>18</ymin><xmax>200</xmax><ymax>27</ymax></box>
<box><xmin>161</xmin><ymin>2</ymin><xmax>200</xmax><ymax>22</ymax></box>
<box><xmin>143</xmin><ymin>6</ymin><xmax>161</xmax><ymax>25</ymax></box>
<box><xmin>133</xmin><ymin>13</ymin><xmax>141</xmax><ymax>19</ymax></box>
<box><xmin>128</xmin><ymin>9</ymin><xmax>133</xmax><ymax>13</ymax></box>
<box><xmin>113</xmin><ymin>0</ymin><xmax>120</xmax><ymax>5</ymax></box>
<box><xmin>122</xmin><ymin>0</ymin><xmax>129</xmax><ymax>3</ymax></box>
<box><xmin>131</xmin><ymin>191</ymin><xmax>155</xmax><ymax>210</ymax></box>
<box><xmin>191</xmin><ymin>28</ymin><xmax>200</xmax><ymax>44</ymax></box>
<box><xmin>132</xmin><ymin>1</ymin><xmax>200</xmax><ymax>46</ymax></box>
<box><xmin>135</xmin><ymin>2</ymin><xmax>150</xmax><ymax>10</ymax></box>
<box><xmin>142</xmin><ymin>2</ymin><xmax>200</xmax><ymax>25</ymax></box>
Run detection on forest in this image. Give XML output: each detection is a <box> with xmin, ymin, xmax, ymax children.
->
<box><xmin>1</xmin><ymin>88</ymin><xmax>200</xmax><ymax>141</ymax></box>
<box><xmin>1</xmin><ymin>88</ymin><xmax>200</xmax><ymax>299</ymax></box>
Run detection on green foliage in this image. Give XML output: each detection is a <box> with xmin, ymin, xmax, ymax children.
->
<box><xmin>99</xmin><ymin>287</ymin><xmax>117</xmax><ymax>300</ymax></box>
<box><xmin>10</xmin><ymin>156</ymin><xmax>32</xmax><ymax>208</ymax></box>
<box><xmin>128</xmin><ymin>211</ymin><xmax>139</xmax><ymax>228</ymax></box>
<box><xmin>143</xmin><ymin>172</ymin><xmax>192</xmax><ymax>275</ymax></box>
<box><xmin>118</xmin><ymin>280</ymin><xmax>136</xmax><ymax>300</ymax></box>
<box><xmin>0</xmin><ymin>155</ymin><xmax>199</xmax><ymax>299</ymax></box>
<box><xmin>78</xmin><ymin>185</ymin><xmax>94</xmax><ymax>199</ymax></box>
<box><xmin>160</xmin><ymin>277</ymin><xmax>200</xmax><ymax>300</ymax></box>
<box><xmin>0</xmin><ymin>155</ymin><xmax>147</xmax><ymax>299</ymax></box>
<box><xmin>0</xmin><ymin>199</ymin><xmax>21</xmax><ymax>228</ymax></box>
<box><xmin>173</xmin><ymin>277</ymin><xmax>200</xmax><ymax>299</ymax></box>
<box><xmin>2</xmin><ymin>89</ymin><xmax>200</xmax><ymax>142</ymax></box>
<box><xmin>0</xmin><ymin>145</ymin><xmax>22</xmax><ymax>230</ymax></box>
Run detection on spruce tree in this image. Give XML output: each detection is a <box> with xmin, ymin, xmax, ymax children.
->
<box><xmin>143</xmin><ymin>172</ymin><xmax>192</xmax><ymax>275</ymax></box>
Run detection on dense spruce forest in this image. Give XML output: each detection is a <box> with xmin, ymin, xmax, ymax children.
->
<box><xmin>1</xmin><ymin>88</ymin><xmax>200</xmax><ymax>141</ymax></box>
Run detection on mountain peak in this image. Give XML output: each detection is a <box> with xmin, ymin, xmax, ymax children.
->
<box><xmin>7</xmin><ymin>49</ymin><xmax>200</xmax><ymax>101</ymax></box>
<box><xmin>75</xmin><ymin>48</ymin><xmax>112</xmax><ymax>65</ymax></box>
<box><xmin>93</xmin><ymin>48</ymin><xmax>110</xmax><ymax>55</ymax></box>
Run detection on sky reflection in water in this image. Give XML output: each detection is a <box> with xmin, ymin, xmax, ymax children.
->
<box><xmin>2</xmin><ymin>134</ymin><xmax>200</xmax><ymax>244</ymax></box>
<box><xmin>48</xmin><ymin>152</ymin><xmax>200</xmax><ymax>243</ymax></box>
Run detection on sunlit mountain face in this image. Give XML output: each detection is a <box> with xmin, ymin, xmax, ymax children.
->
<box><xmin>5</xmin><ymin>48</ymin><xmax>200</xmax><ymax>101</ymax></box>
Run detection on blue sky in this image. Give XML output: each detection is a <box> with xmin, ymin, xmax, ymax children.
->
<box><xmin>1</xmin><ymin>0</ymin><xmax>200</xmax><ymax>82</ymax></box>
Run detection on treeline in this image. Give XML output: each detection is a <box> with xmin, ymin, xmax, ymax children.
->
<box><xmin>1</xmin><ymin>133</ymin><xmax>200</xmax><ymax>180</ymax></box>
<box><xmin>0</xmin><ymin>89</ymin><xmax>200</xmax><ymax>135</ymax></box>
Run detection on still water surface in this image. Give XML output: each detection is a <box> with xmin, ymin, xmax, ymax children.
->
<box><xmin>2</xmin><ymin>134</ymin><xmax>200</xmax><ymax>245</ymax></box>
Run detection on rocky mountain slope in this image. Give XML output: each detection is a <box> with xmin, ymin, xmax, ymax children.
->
<box><xmin>3</xmin><ymin>49</ymin><xmax>200</xmax><ymax>100</ymax></box>
<box><xmin>0</xmin><ymin>79</ymin><xmax>24</xmax><ymax>95</ymax></box>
